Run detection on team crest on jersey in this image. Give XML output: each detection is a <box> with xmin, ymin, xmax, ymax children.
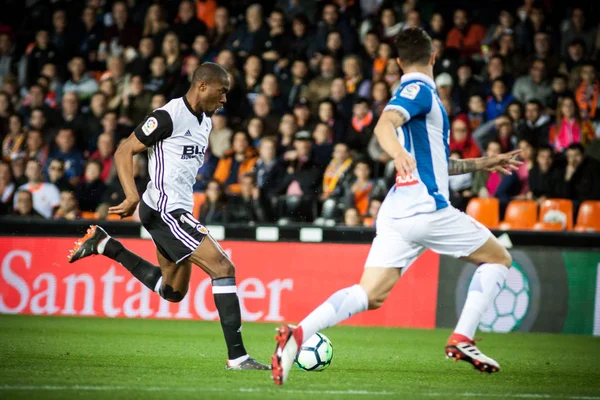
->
<box><xmin>395</xmin><ymin>172</ymin><xmax>419</xmax><ymax>187</ymax></box>
<box><xmin>142</xmin><ymin>117</ymin><xmax>158</xmax><ymax>135</ymax></box>
<box><xmin>196</xmin><ymin>224</ymin><xmax>209</xmax><ymax>234</ymax></box>
<box><xmin>400</xmin><ymin>83</ymin><xmax>420</xmax><ymax>100</ymax></box>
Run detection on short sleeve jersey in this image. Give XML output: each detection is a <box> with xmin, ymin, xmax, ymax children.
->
<box><xmin>134</xmin><ymin>97</ymin><xmax>212</xmax><ymax>214</ymax></box>
<box><xmin>378</xmin><ymin>72</ymin><xmax>451</xmax><ymax>219</ymax></box>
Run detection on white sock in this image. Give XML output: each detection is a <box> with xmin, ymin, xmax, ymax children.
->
<box><xmin>299</xmin><ymin>284</ymin><xmax>368</xmax><ymax>344</ymax></box>
<box><xmin>227</xmin><ymin>354</ymin><xmax>249</xmax><ymax>366</ymax></box>
<box><xmin>97</xmin><ymin>237</ymin><xmax>109</xmax><ymax>255</ymax></box>
<box><xmin>454</xmin><ymin>263</ymin><xmax>509</xmax><ymax>339</ymax></box>
<box><xmin>154</xmin><ymin>276</ymin><xmax>163</xmax><ymax>294</ymax></box>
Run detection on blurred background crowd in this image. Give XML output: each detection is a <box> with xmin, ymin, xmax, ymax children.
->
<box><xmin>1</xmin><ymin>0</ymin><xmax>600</xmax><ymax>227</ymax></box>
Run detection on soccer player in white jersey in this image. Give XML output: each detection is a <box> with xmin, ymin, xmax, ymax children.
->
<box><xmin>67</xmin><ymin>63</ymin><xmax>269</xmax><ymax>370</ymax></box>
<box><xmin>272</xmin><ymin>28</ymin><xmax>523</xmax><ymax>384</ymax></box>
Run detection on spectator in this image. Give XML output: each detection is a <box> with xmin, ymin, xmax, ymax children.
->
<box><xmin>276</xmin><ymin>130</ymin><xmax>322</xmax><ymax>221</ymax></box>
<box><xmin>90</xmin><ymin>133</ymin><xmax>115</xmax><ymax>182</ymax></box>
<box><xmin>343</xmin><ymin>207</ymin><xmax>362</xmax><ymax>227</ymax></box>
<box><xmin>315</xmin><ymin>3</ymin><xmax>356</xmax><ymax>55</ymax></box>
<box><xmin>53</xmin><ymin>190</ymin><xmax>81</xmax><ymax>220</ymax></box>
<box><xmin>486</xmin><ymin>78</ymin><xmax>514</xmax><ymax>120</ymax></box>
<box><xmin>305</xmin><ymin>55</ymin><xmax>337</xmax><ymax>109</ymax></box>
<box><xmin>0</xmin><ymin>92</ymin><xmax>12</xmax><ymax>137</ymax></box>
<box><xmin>427</xmin><ymin>13</ymin><xmax>446</xmax><ymax>38</ymax></box>
<box><xmin>18</xmin><ymin>84</ymin><xmax>59</xmax><ymax>127</ymax></box>
<box><xmin>47</xmin><ymin>128</ymin><xmax>84</xmax><ymax>186</ymax></box>
<box><xmin>99</xmin><ymin>79</ymin><xmax>123</xmax><ymax>112</ymax></box>
<box><xmin>26</xmin><ymin>30</ymin><xmax>60</xmax><ymax>87</ymax></box>
<box><xmin>377</xmin><ymin>8</ymin><xmax>403</xmax><ymax>45</ymax></box>
<box><xmin>472</xmin><ymin>140</ymin><xmax>503</xmax><ymax>198</ymax></box>
<box><xmin>516</xmin><ymin>100</ymin><xmax>552</xmax><ymax>147</ymax></box>
<box><xmin>252</xmin><ymin>94</ymin><xmax>280</xmax><ymax>134</ymax></box>
<box><xmin>277</xmin><ymin>113</ymin><xmax>297</xmax><ymax>155</ymax></box>
<box><xmin>228</xmin><ymin>4</ymin><xmax>269</xmax><ymax>59</ymax></box>
<box><xmin>15</xmin><ymin>159</ymin><xmax>60</xmax><ymax>218</ymax></box>
<box><xmin>213</xmin><ymin>131</ymin><xmax>258</xmax><ymax>194</ymax></box>
<box><xmin>450</xmin><ymin>114</ymin><xmax>481</xmax><ymax>159</ymax></box>
<box><xmin>2</xmin><ymin>114</ymin><xmax>25</xmax><ymax>162</ymax></box>
<box><xmin>254</xmin><ymin>136</ymin><xmax>282</xmax><ymax>196</ymax></box>
<box><xmin>10</xmin><ymin>156</ymin><xmax>26</xmax><ymax>187</ymax></box>
<box><xmin>321</xmin><ymin>143</ymin><xmax>353</xmax><ymax>201</ymax></box>
<box><xmin>25</xmin><ymin>130</ymin><xmax>48</xmax><ymax>165</ymax></box>
<box><xmin>513</xmin><ymin>60</ymin><xmax>553</xmax><ymax>105</ymax></box>
<box><xmin>445</xmin><ymin>9</ymin><xmax>486</xmax><ymax>57</ymax></box>
<box><xmin>281</xmin><ymin>59</ymin><xmax>309</xmax><ymax>111</ymax></box>
<box><xmin>77</xmin><ymin>6</ymin><xmax>104</xmax><ymax>63</ymax></box>
<box><xmin>547</xmin><ymin>74</ymin><xmax>572</xmax><ymax>113</ymax></box>
<box><xmin>0</xmin><ymin>33</ymin><xmax>17</xmax><ymax>81</ymax></box>
<box><xmin>345</xmin><ymin>160</ymin><xmax>376</xmax><ymax>216</ymax></box>
<box><xmin>563</xmin><ymin>38</ymin><xmax>586</xmax><ymax>73</ymax></box>
<box><xmin>121</xmin><ymin>75</ymin><xmax>152</xmax><ymax>126</ymax></box>
<box><xmin>312</xmin><ymin>124</ymin><xmax>334</xmax><ymax>165</ymax></box>
<box><xmin>455</xmin><ymin>61</ymin><xmax>481</xmax><ymax>112</ymax></box>
<box><xmin>560</xmin><ymin>7</ymin><xmax>596</xmax><ymax>58</ymax></box>
<box><xmin>481</xmin><ymin>55</ymin><xmax>509</xmax><ymax>97</ymax></box>
<box><xmin>28</xmin><ymin>109</ymin><xmax>50</xmax><ymax>143</ymax></box>
<box><xmin>226</xmin><ymin>173</ymin><xmax>269</xmax><ymax>223</ymax></box>
<box><xmin>62</xmin><ymin>57</ymin><xmax>99</xmax><ymax>102</ymax></box>
<box><xmin>372</xmin><ymin>42</ymin><xmax>393</xmax><ymax>84</ymax></box>
<box><xmin>190</xmin><ymin>35</ymin><xmax>215</xmax><ymax>64</ymax></box>
<box><xmin>45</xmin><ymin>158</ymin><xmax>73</xmax><ymax>192</ymax></box>
<box><xmin>549</xmin><ymin>96</ymin><xmax>595</xmax><ymax>152</ymax></box>
<box><xmin>101</xmin><ymin>57</ymin><xmax>128</xmax><ymax>97</ymax></box>
<box><xmin>343</xmin><ymin>55</ymin><xmax>371</xmax><ymax>99</ymax></box>
<box><xmin>209</xmin><ymin>112</ymin><xmax>233</xmax><ymax>159</ymax></box>
<box><xmin>370</xmin><ymin>81</ymin><xmax>390</xmax><ymax>120</ymax></box>
<box><xmin>162</xmin><ymin>32</ymin><xmax>182</xmax><ymax>78</ymax></box>
<box><xmin>76</xmin><ymin>160</ymin><xmax>106</xmax><ymax>212</ymax></box>
<box><xmin>316</xmin><ymin>99</ymin><xmax>344</xmax><ymax>143</ymax></box>
<box><xmin>199</xmin><ymin>179</ymin><xmax>227</xmax><ymax>224</ymax></box>
<box><xmin>172</xmin><ymin>0</ymin><xmax>207</xmax><ymax>52</ymax></box>
<box><xmin>292</xmin><ymin>99</ymin><xmax>314</xmax><ymax>132</ymax></box>
<box><xmin>171</xmin><ymin>55</ymin><xmax>199</xmax><ymax>98</ymax></box>
<box><xmin>557</xmin><ymin>143</ymin><xmax>600</xmax><ymax>204</ymax></box>
<box><xmin>101</xmin><ymin>1</ymin><xmax>141</xmax><ymax>56</ymax></box>
<box><xmin>346</xmin><ymin>97</ymin><xmax>375</xmax><ymax>155</ymax></box>
<box><xmin>482</xmin><ymin>10</ymin><xmax>514</xmax><ymax>46</ymax></box>
<box><xmin>60</xmin><ymin>92</ymin><xmax>84</xmax><ymax>137</ymax></box>
<box><xmin>260</xmin><ymin>74</ymin><xmax>285</xmax><ymax>116</ymax></box>
<box><xmin>528</xmin><ymin>145</ymin><xmax>564</xmax><ymax>203</ymax></box>
<box><xmin>362</xmin><ymin>198</ymin><xmax>381</xmax><ymax>227</ymax></box>
<box><xmin>289</xmin><ymin>13</ymin><xmax>312</xmax><ymax>62</ymax></box>
<box><xmin>497</xmin><ymin>139</ymin><xmax>536</xmax><ymax>205</ymax></box>
<box><xmin>145</xmin><ymin>56</ymin><xmax>171</xmax><ymax>94</ymax></box>
<box><xmin>262</xmin><ymin>9</ymin><xmax>291</xmax><ymax>71</ymax></box>
<box><xmin>329</xmin><ymin>77</ymin><xmax>353</xmax><ymax>121</ymax></box>
<box><xmin>435</xmin><ymin>73</ymin><xmax>459</xmax><ymax>113</ymax></box>
<box><xmin>466</xmin><ymin>94</ymin><xmax>486</xmax><ymax>131</ymax></box>
<box><xmin>13</xmin><ymin>190</ymin><xmax>44</xmax><ymax>219</ymax></box>
<box><xmin>127</xmin><ymin>37</ymin><xmax>154</xmax><ymax>78</ymax></box>
<box><xmin>0</xmin><ymin>162</ymin><xmax>15</xmax><ymax>215</ymax></box>
<box><xmin>207</xmin><ymin>6</ymin><xmax>233</xmax><ymax>51</ymax></box>
<box><xmin>448</xmin><ymin>150</ymin><xmax>474</xmax><ymax>211</ymax></box>
<box><xmin>522</xmin><ymin>32</ymin><xmax>560</xmax><ymax>77</ymax></box>
<box><xmin>80</xmin><ymin>92</ymin><xmax>107</xmax><ymax>145</ymax></box>
<box><xmin>247</xmin><ymin>117</ymin><xmax>265</xmax><ymax>147</ymax></box>
<box><xmin>575</xmin><ymin>63</ymin><xmax>600</xmax><ymax>121</ymax></box>
<box><xmin>361</xmin><ymin>31</ymin><xmax>380</xmax><ymax>79</ymax></box>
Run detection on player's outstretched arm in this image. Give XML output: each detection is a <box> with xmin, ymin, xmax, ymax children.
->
<box><xmin>109</xmin><ymin>133</ymin><xmax>147</xmax><ymax>217</ymax></box>
<box><xmin>374</xmin><ymin>110</ymin><xmax>415</xmax><ymax>178</ymax></box>
<box><xmin>448</xmin><ymin>149</ymin><xmax>523</xmax><ymax>176</ymax></box>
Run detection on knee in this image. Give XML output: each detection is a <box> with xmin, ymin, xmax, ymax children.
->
<box><xmin>367</xmin><ymin>293</ymin><xmax>386</xmax><ymax>310</ymax></box>
<box><xmin>211</xmin><ymin>257</ymin><xmax>235</xmax><ymax>279</ymax></box>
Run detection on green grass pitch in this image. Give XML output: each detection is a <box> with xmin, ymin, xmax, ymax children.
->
<box><xmin>1</xmin><ymin>315</ymin><xmax>599</xmax><ymax>400</ymax></box>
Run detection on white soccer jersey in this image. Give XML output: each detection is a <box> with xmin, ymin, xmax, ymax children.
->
<box><xmin>378</xmin><ymin>72</ymin><xmax>451</xmax><ymax>219</ymax></box>
<box><xmin>134</xmin><ymin>97</ymin><xmax>212</xmax><ymax>214</ymax></box>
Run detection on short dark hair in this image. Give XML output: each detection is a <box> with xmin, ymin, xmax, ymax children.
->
<box><xmin>567</xmin><ymin>143</ymin><xmax>584</xmax><ymax>154</ymax></box>
<box><xmin>192</xmin><ymin>62</ymin><xmax>228</xmax><ymax>85</ymax></box>
<box><xmin>394</xmin><ymin>27</ymin><xmax>433</xmax><ymax>66</ymax></box>
<box><xmin>537</xmin><ymin>145</ymin><xmax>553</xmax><ymax>155</ymax></box>
<box><xmin>526</xmin><ymin>99</ymin><xmax>544</xmax><ymax>109</ymax></box>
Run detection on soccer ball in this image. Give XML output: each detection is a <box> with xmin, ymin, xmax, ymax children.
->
<box><xmin>294</xmin><ymin>332</ymin><xmax>333</xmax><ymax>371</ymax></box>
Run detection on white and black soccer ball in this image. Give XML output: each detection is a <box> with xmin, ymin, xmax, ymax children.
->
<box><xmin>294</xmin><ymin>332</ymin><xmax>333</xmax><ymax>371</ymax></box>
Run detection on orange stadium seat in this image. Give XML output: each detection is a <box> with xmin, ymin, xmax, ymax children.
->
<box><xmin>499</xmin><ymin>200</ymin><xmax>537</xmax><ymax>230</ymax></box>
<box><xmin>80</xmin><ymin>211</ymin><xmax>99</xmax><ymax>220</ymax></box>
<box><xmin>466</xmin><ymin>198</ymin><xmax>499</xmax><ymax>229</ymax></box>
<box><xmin>106</xmin><ymin>214</ymin><xmax>134</xmax><ymax>221</ymax></box>
<box><xmin>538</xmin><ymin>199</ymin><xmax>573</xmax><ymax>231</ymax></box>
<box><xmin>533</xmin><ymin>221</ymin><xmax>564</xmax><ymax>231</ymax></box>
<box><xmin>193</xmin><ymin>192</ymin><xmax>206</xmax><ymax>219</ymax></box>
<box><xmin>574</xmin><ymin>201</ymin><xmax>600</xmax><ymax>232</ymax></box>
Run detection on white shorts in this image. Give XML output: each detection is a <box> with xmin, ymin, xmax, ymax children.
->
<box><xmin>364</xmin><ymin>206</ymin><xmax>491</xmax><ymax>269</ymax></box>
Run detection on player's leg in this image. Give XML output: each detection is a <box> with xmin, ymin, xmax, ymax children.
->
<box><xmin>186</xmin><ymin>235</ymin><xmax>269</xmax><ymax>370</ymax></box>
<box><xmin>272</xmin><ymin>218</ymin><xmax>420</xmax><ymax>385</ymax></box>
<box><xmin>154</xmin><ymin>249</ymin><xmax>192</xmax><ymax>302</ymax></box>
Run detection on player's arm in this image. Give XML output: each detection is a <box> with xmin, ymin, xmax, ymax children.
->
<box><xmin>448</xmin><ymin>150</ymin><xmax>523</xmax><ymax>176</ymax></box>
<box><xmin>109</xmin><ymin>110</ymin><xmax>173</xmax><ymax>217</ymax></box>
<box><xmin>374</xmin><ymin>110</ymin><xmax>417</xmax><ymax>179</ymax></box>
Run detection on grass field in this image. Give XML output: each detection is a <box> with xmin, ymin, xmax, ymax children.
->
<box><xmin>1</xmin><ymin>315</ymin><xmax>599</xmax><ymax>400</ymax></box>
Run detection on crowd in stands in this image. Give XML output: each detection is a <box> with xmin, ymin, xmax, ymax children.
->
<box><xmin>1</xmin><ymin>0</ymin><xmax>600</xmax><ymax>228</ymax></box>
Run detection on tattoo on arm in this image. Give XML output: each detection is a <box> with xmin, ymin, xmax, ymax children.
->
<box><xmin>448</xmin><ymin>158</ymin><xmax>479</xmax><ymax>175</ymax></box>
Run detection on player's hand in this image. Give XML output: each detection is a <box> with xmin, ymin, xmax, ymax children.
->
<box><xmin>108</xmin><ymin>197</ymin><xmax>139</xmax><ymax>218</ymax></box>
<box><xmin>393</xmin><ymin>150</ymin><xmax>416</xmax><ymax>178</ymax></box>
<box><xmin>486</xmin><ymin>149</ymin><xmax>522</xmax><ymax>175</ymax></box>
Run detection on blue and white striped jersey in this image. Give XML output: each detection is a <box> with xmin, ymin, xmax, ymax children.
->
<box><xmin>378</xmin><ymin>72</ymin><xmax>451</xmax><ymax>219</ymax></box>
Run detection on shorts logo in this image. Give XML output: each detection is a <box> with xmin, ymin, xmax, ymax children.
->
<box><xmin>180</xmin><ymin>214</ymin><xmax>209</xmax><ymax>234</ymax></box>
<box><xmin>400</xmin><ymin>83</ymin><xmax>420</xmax><ymax>100</ymax></box>
<box><xmin>196</xmin><ymin>225</ymin><xmax>208</xmax><ymax>234</ymax></box>
<box><xmin>142</xmin><ymin>117</ymin><xmax>158</xmax><ymax>136</ymax></box>
<box><xmin>395</xmin><ymin>173</ymin><xmax>419</xmax><ymax>187</ymax></box>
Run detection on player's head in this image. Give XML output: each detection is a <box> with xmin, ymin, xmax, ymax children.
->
<box><xmin>394</xmin><ymin>27</ymin><xmax>434</xmax><ymax>72</ymax></box>
<box><xmin>189</xmin><ymin>62</ymin><xmax>230</xmax><ymax>117</ymax></box>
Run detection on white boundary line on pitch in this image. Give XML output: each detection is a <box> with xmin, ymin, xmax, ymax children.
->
<box><xmin>0</xmin><ymin>385</ymin><xmax>599</xmax><ymax>399</ymax></box>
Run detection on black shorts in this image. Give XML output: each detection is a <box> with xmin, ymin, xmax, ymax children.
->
<box><xmin>139</xmin><ymin>200</ymin><xmax>208</xmax><ymax>263</ymax></box>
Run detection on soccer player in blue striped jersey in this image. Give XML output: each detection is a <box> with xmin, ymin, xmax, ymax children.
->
<box><xmin>272</xmin><ymin>28</ymin><xmax>523</xmax><ymax>384</ymax></box>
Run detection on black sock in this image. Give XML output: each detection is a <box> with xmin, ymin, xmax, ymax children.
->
<box><xmin>212</xmin><ymin>277</ymin><xmax>247</xmax><ymax>360</ymax></box>
<box><xmin>103</xmin><ymin>238</ymin><xmax>162</xmax><ymax>292</ymax></box>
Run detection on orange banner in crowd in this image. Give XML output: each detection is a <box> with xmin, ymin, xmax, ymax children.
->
<box><xmin>0</xmin><ymin>237</ymin><xmax>439</xmax><ymax>328</ymax></box>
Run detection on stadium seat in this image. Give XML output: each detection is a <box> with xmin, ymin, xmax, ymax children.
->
<box><xmin>499</xmin><ymin>200</ymin><xmax>537</xmax><ymax>230</ymax></box>
<box><xmin>538</xmin><ymin>199</ymin><xmax>573</xmax><ymax>230</ymax></box>
<box><xmin>80</xmin><ymin>211</ymin><xmax>98</xmax><ymax>220</ymax></box>
<box><xmin>574</xmin><ymin>201</ymin><xmax>600</xmax><ymax>232</ymax></box>
<box><xmin>106</xmin><ymin>214</ymin><xmax>134</xmax><ymax>221</ymax></box>
<box><xmin>533</xmin><ymin>221</ymin><xmax>564</xmax><ymax>231</ymax></box>
<box><xmin>466</xmin><ymin>198</ymin><xmax>500</xmax><ymax>229</ymax></box>
<box><xmin>192</xmin><ymin>192</ymin><xmax>206</xmax><ymax>220</ymax></box>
